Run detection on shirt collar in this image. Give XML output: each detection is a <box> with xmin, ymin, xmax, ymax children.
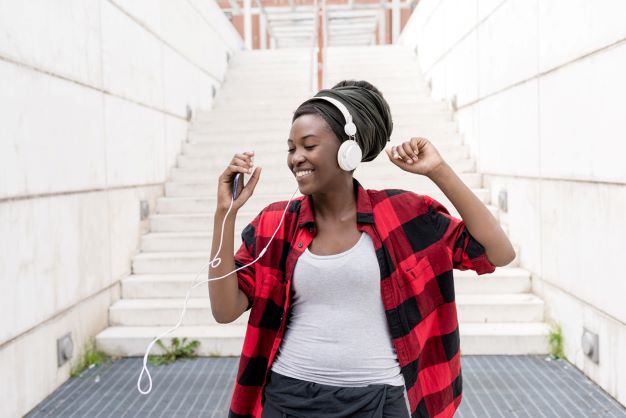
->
<box><xmin>297</xmin><ymin>177</ymin><xmax>374</xmax><ymax>228</ymax></box>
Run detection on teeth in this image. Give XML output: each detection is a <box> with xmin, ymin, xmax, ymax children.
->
<box><xmin>296</xmin><ymin>170</ymin><xmax>313</xmax><ymax>178</ymax></box>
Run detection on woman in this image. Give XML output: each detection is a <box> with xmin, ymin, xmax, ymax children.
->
<box><xmin>208</xmin><ymin>80</ymin><xmax>516</xmax><ymax>418</ymax></box>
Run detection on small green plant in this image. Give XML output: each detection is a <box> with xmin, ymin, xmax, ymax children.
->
<box><xmin>71</xmin><ymin>338</ymin><xmax>111</xmax><ymax>377</ymax></box>
<box><xmin>548</xmin><ymin>322</ymin><xmax>565</xmax><ymax>360</ymax></box>
<box><xmin>148</xmin><ymin>337</ymin><xmax>200</xmax><ymax>366</ymax></box>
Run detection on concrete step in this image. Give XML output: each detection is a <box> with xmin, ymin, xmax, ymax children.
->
<box><xmin>108</xmin><ymin>293</ymin><xmax>541</xmax><ymax>327</ymax></box>
<box><xmin>121</xmin><ymin>268</ymin><xmax>531</xmax><ymax>299</ymax></box>
<box><xmin>212</xmin><ymin>96</ymin><xmax>308</xmax><ymax>109</ymax></box>
<box><xmin>459</xmin><ymin>323</ymin><xmax>551</xmax><ymax>355</ymax></box>
<box><xmin>139</xmin><ymin>207</ymin><xmax>505</xmax><ymax>251</ymax></box>
<box><xmin>96</xmin><ymin>325</ymin><xmax>247</xmax><ymax>357</ymax></box>
<box><xmin>186</xmin><ymin>129</ymin><xmax>461</xmax><ymax>145</ymax></box>
<box><xmin>175</xmin><ymin>154</ymin><xmax>474</xmax><ymax>173</ymax></box>
<box><xmin>325</xmin><ymin>73</ymin><xmax>427</xmax><ymax>85</ymax></box>
<box><xmin>454</xmin><ymin>267</ymin><xmax>530</xmax><ymax>294</ymax></box>
<box><xmin>181</xmin><ymin>139</ymin><xmax>465</xmax><ymax>158</ymax></box>
<box><xmin>221</xmin><ymin>73</ymin><xmax>309</xmax><ymax>83</ymax></box>
<box><xmin>456</xmin><ymin>294</ymin><xmax>544</xmax><ymax>323</ymax></box>
<box><xmin>213</xmin><ymin>87</ymin><xmax>431</xmax><ymax>101</ymax></box>
<box><xmin>210</xmin><ymin>95</ymin><xmax>451</xmax><ymax>112</ymax></box>
<box><xmin>193</xmin><ymin>99</ymin><xmax>449</xmax><ymax>121</ymax></box>
<box><xmin>162</xmin><ymin>176</ymin><xmax>483</xmax><ymax>198</ymax></box>
<box><xmin>169</xmin><ymin>167</ymin><xmax>479</xmax><ymax>187</ymax></box>
<box><xmin>109</xmin><ymin>298</ymin><xmax>250</xmax><ymax>326</ymax></box>
<box><xmin>95</xmin><ymin>322</ymin><xmax>549</xmax><ymax>357</ymax></box>
<box><xmin>190</xmin><ymin>114</ymin><xmax>453</xmax><ymax>133</ymax></box>
<box><xmin>188</xmin><ymin>119</ymin><xmax>458</xmax><ymax>137</ymax></box>
<box><xmin>194</xmin><ymin>107</ymin><xmax>452</xmax><ymax>128</ymax></box>
<box><xmin>132</xmin><ymin>252</ymin><xmax>212</xmax><ymax>274</ymax></box>
<box><xmin>148</xmin><ymin>211</ymin><xmax>257</xmax><ymax>233</ymax></box>
<box><xmin>141</xmin><ymin>232</ymin><xmax>218</xmax><ymax>252</ymax></box>
<box><xmin>152</xmin><ymin>193</ymin><xmax>495</xmax><ymax>222</ymax></box>
<box><xmin>327</xmin><ymin>68</ymin><xmax>426</xmax><ymax>78</ymax></box>
<box><xmin>132</xmin><ymin>239</ymin><xmax>515</xmax><ymax>273</ymax></box>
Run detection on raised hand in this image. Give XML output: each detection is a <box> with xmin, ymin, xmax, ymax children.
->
<box><xmin>385</xmin><ymin>137</ymin><xmax>445</xmax><ymax>177</ymax></box>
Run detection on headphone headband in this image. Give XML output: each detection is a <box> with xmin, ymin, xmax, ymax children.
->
<box><xmin>309</xmin><ymin>96</ymin><xmax>357</xmax><ymax>137</ymax></box>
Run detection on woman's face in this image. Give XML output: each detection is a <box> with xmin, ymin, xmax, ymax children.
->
<box><xmin>287</xmin><ymin>113</ymin><xmax>346</xmax><ymax>195</ymax></box>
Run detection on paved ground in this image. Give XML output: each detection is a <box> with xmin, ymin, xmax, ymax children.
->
<box><xmin>27</xmin><ymin>355</ymin><xmax>626</xmax><ymax>417</ymax></box>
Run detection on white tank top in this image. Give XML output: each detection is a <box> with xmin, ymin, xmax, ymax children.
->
<box><xmin>271</xmin><ymin>232</ymin><xmax>405</xmax><ymax>388</ymax></box>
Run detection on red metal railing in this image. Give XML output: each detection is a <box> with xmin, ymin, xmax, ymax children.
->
<box><xmin>310</xmin><ymin>0</ymin><xmax>326</xmax><ymax>93</ymax></box>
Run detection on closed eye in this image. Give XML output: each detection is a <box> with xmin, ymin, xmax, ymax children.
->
<box><xmin>287</xmin><ymin>146</ymin><xmax>316</xmax><ymax>152</ymax></box>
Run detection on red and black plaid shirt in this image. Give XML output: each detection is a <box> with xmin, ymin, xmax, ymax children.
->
<box><xmin>230</xmin><ymin>178</ymin><xmax>496</xmax><ymax>417</ymax></box>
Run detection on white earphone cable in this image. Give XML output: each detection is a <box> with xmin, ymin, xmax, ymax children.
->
<box><xmin>136</xmin><ymin>185</ymin><xmax>300</xmax><ymax>395</ymax></box>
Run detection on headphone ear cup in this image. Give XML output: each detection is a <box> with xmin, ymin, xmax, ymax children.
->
<box><xmin>337</xmin><ymin>140</ymin><xmax>362</xmax><ymax>171</ymax></box>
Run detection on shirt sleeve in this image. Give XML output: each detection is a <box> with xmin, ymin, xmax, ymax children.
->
<box><xmin>233</xmin><ymin>211</ymin><xmax>262</xmax><ymax>311</ymax></box>
<box><xmin>423</xmin><ymin>195</ymin><xmax>497</xmax><ymax>275</ymax></box>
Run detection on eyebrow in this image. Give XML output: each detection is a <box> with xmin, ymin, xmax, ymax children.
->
<box><xmin>287</xmin><ymin>134</ymin><xmax>317</xmax><ymax>143</ymax></box>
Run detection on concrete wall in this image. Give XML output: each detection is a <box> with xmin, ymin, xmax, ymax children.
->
<box><xmin>0</xmin><ymin>1</ymin><xmax>242</xmax><ymax>416</ymax></box>
<box><xmin>399</xmin><ymin>0</ymin><xmax>626</xmax><ymax>407</ymax></box>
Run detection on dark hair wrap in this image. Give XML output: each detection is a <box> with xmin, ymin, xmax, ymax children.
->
<box><xmin>292</xmin><ymin>80</ymin><xmax>393</xmax><ymax>163</ymax></box>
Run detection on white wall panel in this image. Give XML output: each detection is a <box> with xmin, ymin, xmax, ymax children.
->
<box><xmin>101</xmin><ymin>1</ymin><xmax>164</xmax><ymax>109</ymax></box>
<box><xmin>400</xmin><ymin>0</ymin><xmax>626</xmax><ymax>407</ymax></box>
<box><xmin>539</xmin><ymin>43</ymin><xmax>626</xmax><ymax>183</ymax></box>
<box><xmin>103</xmin><ymin>95</ymin><xmax>166</xmax><ymax>186</ymax></box>
<box><xmin>0</xmin><ymin>192</ymin><xmax>110</xmax><ymax>345</ymax></box>
<box><xmin>191</xmin><ymin>0</ymin><xmax>244</xmax><ymax>52</ymax></box>
<box><xmin>163</xmin><ymin>46</ymin><xmax>215</xmax><ymax>118</ymax></box>
<box><xmin>477</xmin><ymin>80</ymin><xmax>540</xmax><ymax>177</ymax></box>
<box><xmin>540</xmin><ymin>180</ymin><xmax>626</xmax><ymax>324</ymax></box>
<box><xmin>110</xmin><ymin>0</ymin><xmax>163</xmax><ymax>36</ymax></box>
<box><xmin>160</xmin><ymin>0</ymin><xmax>228</xmax><ymax>81</ymax></box>
<box><xmin>0</xmin><ymin>60</ymin><xmax>106</xmax><ymax>199</ymax></box>
<box><xmin>442</xmin><ymin>0</ymin><xmax>477</xmax><ymax>54</ymax></box>
<box><xmin>477</xmin><ymin>0</ymin><xmax>538</xmax><ymax>96</ymax></box>
<box><xmin>419</xmin><ymin>4</ymin><xmax>446</xmax><ymax>75</ymax></box>
<box><xmin>445</xmin><ymin>30</ymin><xmax>479</xmax><ymax>106</ymax></box>
<box><xmin>477</xmin><ymin>0</ymin><xmax>504</xmax><ymax>22</ymax></box>
<box><xmin>0</xmin><ymin>0</ymin><xmax>102</xmax><ymax>86</ymax></box>
<box><xmin>1</xmin><ymin>1</ymin><xmax>243</xmax><ymax>415</ymax></box>
<box><xmin>538</xmin><ymin>0</ymin><xmax>626</xmax><ymax>72</ymax></box>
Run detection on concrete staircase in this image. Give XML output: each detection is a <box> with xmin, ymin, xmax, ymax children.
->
<box><xmin>96</xmin><ymin>46</ymin><xmax>550</xmax><ymax>357</ymax></box>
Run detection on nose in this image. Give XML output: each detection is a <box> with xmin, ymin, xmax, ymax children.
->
<box><xmin>291</xmin><ymin>149</ymin><xmax>306</xmax><ymax>164</ymax></box>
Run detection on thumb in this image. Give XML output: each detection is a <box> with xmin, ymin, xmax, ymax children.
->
<box><xmin>242</xmin><ymin>166</ymin><xmax>262</xmax><ymax>196</ymax></box>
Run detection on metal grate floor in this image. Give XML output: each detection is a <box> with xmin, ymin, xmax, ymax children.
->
<box><xmin>27</xmin><ymin>356</ymin><xmax>626</xmax><ymax>418</ymax></box>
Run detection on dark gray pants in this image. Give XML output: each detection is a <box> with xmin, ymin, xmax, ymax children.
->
<box><xmin>262</xmin><ymin>370</ymin><xmax>410</xmax><ymax>418</ymax></box>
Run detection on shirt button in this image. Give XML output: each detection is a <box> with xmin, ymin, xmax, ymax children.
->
<box><xmin>297</xmin><ymin>242</ymin><xmax>303</xmax><ymax>248</ymax></box>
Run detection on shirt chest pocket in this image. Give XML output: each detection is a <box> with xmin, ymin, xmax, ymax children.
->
<box><xmin>398</xmin><ymin>256</ymin><xmax>436</xmax><ymax>294</ymax></box>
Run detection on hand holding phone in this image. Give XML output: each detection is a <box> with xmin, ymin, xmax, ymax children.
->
<box><xmin>216</xmin><ymin>151</ymin><xmax>261</xmax><ymax>212</ymax></box>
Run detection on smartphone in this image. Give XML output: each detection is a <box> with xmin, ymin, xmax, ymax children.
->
<box><xmin>232</xmin><ymin>172</ymin><xmax>243</xmax><ymax>200</ymax></box>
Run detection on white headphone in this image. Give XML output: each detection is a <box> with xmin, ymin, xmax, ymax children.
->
<box><xmin>309</xmin><ymin>96</ymin><xmax>363</xmax><ymax>171</ymax></box>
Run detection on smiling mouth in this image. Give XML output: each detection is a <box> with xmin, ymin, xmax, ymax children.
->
<box><xmin>295</xmin><ymin>170</ymin><xmax>314</xmax><ymax>180</ymax></box>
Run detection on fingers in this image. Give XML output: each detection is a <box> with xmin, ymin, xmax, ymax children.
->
<box><xmin>228</xmin><ymin>164</ymin><xmax>250</xmax><ymax>174</ymax></box>
<box><xmin>387</xmin><ymin>138</ymin><xmax>427</xmax><ymax>165</ymax></box>
<box><xmin>230</xmin><ymin>151</ymin><xmax>255</xmax><ymax>174</ymax></box>
<box><xmin>401</xmin><ymin>142</ymin><xmax>419</xmax><ymax>164</ymax></box>
<box><xmin>390</xmin><ymin>143</ymin><xmax>412</xmax><ymax>164</ymax></box>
